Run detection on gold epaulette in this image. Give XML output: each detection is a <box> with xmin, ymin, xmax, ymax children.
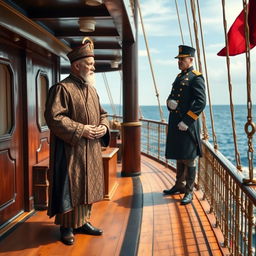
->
<box><xmin>192</xmin><ymin>70</ymin><xmax>202</xmax><ymax>76</ymax></box>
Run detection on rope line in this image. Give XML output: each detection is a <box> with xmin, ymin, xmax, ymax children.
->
<box><xmin>102</xmin><ymin>72</ymin><xmax>117</xmax><ymax>116</ymax></box>
<box><xmin>138</xmin><ymin>0</ymin><xmax>165</xmax><ymax>122</ymax></box>
<box><xmin>242</xmin><ymin>0</ymin><xmax>255</xmax><ymax>183</ymax></box>
<box><xmin>220</xmin><ymin>0</ymin><xmax>242</xmax><ymax>171</ymax></box>
<box><xmin>118</xmin><ymin>71</ymin><xmax>123</xmax><ymax>117</ymax></box>
<box><xmin>184</xmin><ymin>0</ymin><xmax>198</xmax><ymax>70</ymax></box>
<box><xmin>196</xmin><ymin>0</ymin><xmax>218</xmax><ymax>149</ymax></box>
<box><xmin>190</xmin><ymin>0</ymin><xmax>209</xmax><ymax>140</ymax></box>
<box><xmin>175</xmin><ymin>0</ymin><xmax>185</xmax><ymax>44</ymax></box>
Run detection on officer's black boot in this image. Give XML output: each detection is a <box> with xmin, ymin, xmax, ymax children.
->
<box><xmin>181</xmin><ymin>166</ymin><xmax>196</xmax><ymax>205</ymax></box>
<box><xmin>163</xmin><ymin>161</ymin><xmax>186</xmax><ymax>195</ymax></box>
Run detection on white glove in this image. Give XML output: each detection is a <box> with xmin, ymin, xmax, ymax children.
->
<box><xmin>178</xmin><ymin>121</ymin><xmax>188</xmax><ymax>131</ymax></box>
<box><xmin>167</xmin><ymin>99</ymin><xmax>178</xmax><ymax>110</ymax></box>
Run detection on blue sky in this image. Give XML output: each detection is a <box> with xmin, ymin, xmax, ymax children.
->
<box><xmin>96</xmin><ymin>0</ymin><xmax>256</xmax><ymax>106</ymax></box>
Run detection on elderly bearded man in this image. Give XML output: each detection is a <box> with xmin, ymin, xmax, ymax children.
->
<box><xmin>45</xmin><ymin>37</ymin><xmax>109</xmax><ymax>245</ymax></box>
<box><xmin>163</xmin><ymin>45</ymin><xmax>206</xmax><ymax>205</ymax></box>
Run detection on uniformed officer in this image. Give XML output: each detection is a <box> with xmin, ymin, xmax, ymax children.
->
<box><xmin>163</xmin><ymin>45</ymin><xmax>206</xmax><ymax>205</ymax></box>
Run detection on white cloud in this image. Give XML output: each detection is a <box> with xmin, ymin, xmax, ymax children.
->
<box><xmin>155</xmin><ymin>59</ymin><xmax>176</xmax><ymax>66</ymax></box>
<box><xmin>138</xmin><ymin>0</ymin><xmax>177</xmax><ymax>37</ymax></box>
<box><xmin>139</xmin><ymin>48</ymin><xmax>159</xmax><ymax>57</ymax></box>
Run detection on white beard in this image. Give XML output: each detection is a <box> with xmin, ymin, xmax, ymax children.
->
<box><xmin>85</xmin><ymin>73</ymin><xmax>95</xmax><ymax>87</ymax></box>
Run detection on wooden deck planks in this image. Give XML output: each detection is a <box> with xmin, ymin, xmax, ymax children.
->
<box><xmin>138</xmin><ymin>156</ymin><xmax>224</xmax><ymax>256</ymax></box>
<box><xmin>0</xmin><ymin>166</ymin><xmax>132</xmax><ymax>256</ymax></box>
<box><xmin>0</xmin><ymin>155</ymin><xmax>226</xmax><ymax>256</ymax></box>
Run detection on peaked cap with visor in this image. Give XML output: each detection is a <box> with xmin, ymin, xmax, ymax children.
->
<box><xmin>175</xmin><ymin>45</ymin><xmax>195</xmax><ymax>58</ymax></box>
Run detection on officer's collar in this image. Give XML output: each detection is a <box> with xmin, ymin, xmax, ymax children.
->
<box><xmin>181</xmin><ymin>66</ymin><xmax>194</xmax><ymax>75</ymax></box>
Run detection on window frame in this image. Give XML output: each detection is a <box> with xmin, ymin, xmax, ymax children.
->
<box><xmin>0</xmin><ymin>59</ymin><xmax>14</xmax><ymax>141</ymax></box>
<box><xmin>36</xmin><ymin>70</ymin><xmax>49</xmax><ymax>132</ymax></box>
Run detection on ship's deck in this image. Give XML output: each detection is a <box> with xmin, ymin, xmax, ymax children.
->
<box><xmin>0</xmin><ymin>155</ymin><xmax>228</xmax><ymax>256</ymax></box>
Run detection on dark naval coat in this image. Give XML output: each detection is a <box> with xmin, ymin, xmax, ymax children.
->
<box><xmin>165</xmin><ymin>66</ymin><xmax>206</xmax><ymax>160</ymax></box>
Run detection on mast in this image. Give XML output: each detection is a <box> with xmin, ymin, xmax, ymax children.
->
<box><xmin>121</xmin><ymin>0</ymin><xmax>141</xmax><ymax>176</ymax></box>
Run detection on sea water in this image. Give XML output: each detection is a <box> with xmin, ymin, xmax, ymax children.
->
<box><xmin>104</xmin><ymin>104</ymin><xmax>255</xmax><ymax>173</ymax></box>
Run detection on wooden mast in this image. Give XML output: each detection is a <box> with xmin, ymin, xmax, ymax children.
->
<box><xmin>121</xmin><ymin>0</ymin><xmax>141</xmax><ymax>176</ymax></box>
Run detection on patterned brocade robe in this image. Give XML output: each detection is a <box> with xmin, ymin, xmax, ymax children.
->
<box><xmin>165</xmin><ymin>66</ymin><xmax>206</xmax><ymax>160</ymax></box>
<box><xmin>45</xmin><ymin>74</ymin><xmax>110</xmax><ymax>217</ymax></box>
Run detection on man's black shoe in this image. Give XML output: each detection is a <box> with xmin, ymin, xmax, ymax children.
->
<box><xmin>163</xmin><ymin>186</ymin><xmax>185</xmax><ymax>195</ymax></box>
<box><xmin>180</xmin><ymin>193</ymin><xmax>193</xmax><ymax>205</ymax></box>
<box><xmin>75</xmin><ymin>222</ymin><xmax>103</xmax><ymax>236</ymax></box>
<box><xmin>60</xmin><ymin>226</ymin><xmax>74</xmax><ymax>245</ymax></box>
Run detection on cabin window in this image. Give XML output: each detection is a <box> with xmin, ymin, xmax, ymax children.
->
<box><xmin>37</xmin><ymin>72</ymin><xmax>48</xmax><ymax>130</ymax></box>
<box><xmin>0</xmin><ymin>64</ymin><xmax>12</xmax><ymax>136</ymax></box>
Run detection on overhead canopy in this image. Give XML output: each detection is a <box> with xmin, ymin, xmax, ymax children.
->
<box><xmin>0</xmin><ymin>0</ymin><xmax>136</xmax><ymax>73</ymax></box>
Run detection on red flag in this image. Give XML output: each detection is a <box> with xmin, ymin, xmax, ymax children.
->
<box><xmin>217</xmin><ymin>0</ymin><xmax>256</xmax><ymax>56</ymax></box>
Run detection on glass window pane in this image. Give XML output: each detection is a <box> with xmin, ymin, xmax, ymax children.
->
<box><xmin>38</xmin><ymin>74</ymin><xmax>48</xmax><ymax>127</ymax></box>
<box><xmin>0</xmin><ymin>64</ymin><xmax>12</xmax><ymax>136</ymax></box>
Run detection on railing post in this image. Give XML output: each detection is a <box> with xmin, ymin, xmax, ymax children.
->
<box><xmin>157</xmin><ymin>124</ymin><xmax>160</xmax><ymax>160</ymax></box>
<box><xmin>147</xmin><ymin>121</ymin><xmax>149</xmax><ymax>155</ymax></box>
<box><xmin>224</xmin><ymin>172</ymin><xmax>229</xmax><ymax>248</ymax></box>
<box><xmin>247</xmin><ymin>201</ymin><xmax>253</xmax><ymax>256</ymax></box>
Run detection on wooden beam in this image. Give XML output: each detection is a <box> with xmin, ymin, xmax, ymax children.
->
<box><xmin>0</xmin><ymin>0</ymin><xmax>70</xmax><ymax>59</ymax></box>
<box><xmin>104</xmin><ymin>0</ymin><xmax>135</xmax><ymax>42</ymax></box>
<box><xmin>55</xmin><ymin>27</ymin><xmax>119</xmax><ymax>37</ymax></box>
<box><xmin>70</xmin><ymin>41</ymin><xmax>121</xmax><ymax>49</ymax></box>
<box><xmin>61</xmin><ymin>64</ymin><xmax>121</xmax><ymax>74</ymax></box>
<box><xmin>28</xmin><ymin>7</ymin><xmax>109</xmax><ymax>19</ymax></box>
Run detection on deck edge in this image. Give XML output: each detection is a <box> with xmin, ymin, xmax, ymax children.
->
<box><xmin>120</xmin><ymin>176</ymin><xmax>143</xmax><ymax>256</ymax></box>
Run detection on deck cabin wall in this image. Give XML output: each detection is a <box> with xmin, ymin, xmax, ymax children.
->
<box><xmin>0</xmin><ymin>25</ymin><xmax>58</xmax><ymax>227</ymax></box>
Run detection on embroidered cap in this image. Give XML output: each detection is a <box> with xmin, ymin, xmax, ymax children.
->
<box><xmin>67</xmin><ymin>37</ymin><xmax>94</xmax><ymax>63</ymax></box>
<box><xmin>175</xmin><ymin>45</ymin><xmax>195</xmax><ymax>58</ymax></box>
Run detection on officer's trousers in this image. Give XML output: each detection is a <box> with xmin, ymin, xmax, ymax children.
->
<box><xmin>175</xmin><ymin>158</ymin><xmax>197</xmax><ymax>193</ymax></box>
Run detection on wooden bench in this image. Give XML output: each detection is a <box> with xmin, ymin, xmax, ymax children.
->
<box><xmin>33</xmin><ymin>147</ymin><xmax>119</xmax><ymax>209</ymax></box>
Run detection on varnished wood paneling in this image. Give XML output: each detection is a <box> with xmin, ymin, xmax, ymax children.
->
<box><xmin>24</xmin><ymin>42</ymin><xmax>58</xmax><ymax>211</ymax></box>
<box><xmin>0</xmin><ymin>35</ymin><xmax>24</xmax><ymax>227</ymax></box>
<box><xmin>0</xmin><ymin>150</ymin><xmax>15</xmax><ymax>210</ymax></box>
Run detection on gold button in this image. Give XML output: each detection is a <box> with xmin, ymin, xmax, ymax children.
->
<box><xmin>180</xmin><ymin>88</ymin><xmax>182</xmax><ymax>91</ymax></box>
<box><xmin>178</xmin><ymin>94</ymin><xmax>180</xmax><ymax>97</ymax></box>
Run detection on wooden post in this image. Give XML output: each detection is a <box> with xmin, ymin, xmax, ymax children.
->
<box><xmin>121</xmin><ymin>0</ymin><xmax>141</xmax><ymax>176</ymax></box>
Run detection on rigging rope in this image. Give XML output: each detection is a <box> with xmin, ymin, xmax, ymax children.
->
<box><xmin>137</xmin><ymin>0</ymin><xmax>165</xmax><ymax>122</ymax></box>
<box><xmin>118</xmin><ymin>70</ymin><xmax>123</xmax><ymax>117</ymax></box>
<box><xmin>184</xmin><ymin>0</ymin><xmax>199</xmax><ymax>70</ymax></box>
<box><xmin>190</xmin><ymin>0</ymin><xmax>209</xmax><ymax>140</ymax></box>
<box><xmin>242</xmin><ymin>0</ymin><xmax>255</xmax><ymax>183</ymax></box>
<box><xmin>175</xmin><ymin>0</ymin><xmax>185</xmax><ymax>44</ymax></box>
<box><xmin>102</xmin><ymin>72</ymin><xmax>117</xmax><ymax>117</ymax></box>
<box><xmin>220</xmin><ymin>0</ymin><xmax>242</xmax><ymax>171</ymax></box>
<box><xmin>195</xmin><ymin>0</ymin><xmax>218</xmax><ymax>149</ymax></box>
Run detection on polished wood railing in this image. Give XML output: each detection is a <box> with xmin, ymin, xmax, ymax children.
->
<box><xmin>108</xmin><ymin>115</ymin><xmax>256</xmax><ymax>256</ymax></box>
<box><xmin>199</xmin><ymin>140</ymin><xmax>256</xmax><ymax>256</ymax></box>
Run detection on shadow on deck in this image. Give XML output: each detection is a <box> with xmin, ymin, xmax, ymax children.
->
<box><xmin>0</xmin><ymin>155</ymin><xmax>228</xmax><ymax>256</ymax></box>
